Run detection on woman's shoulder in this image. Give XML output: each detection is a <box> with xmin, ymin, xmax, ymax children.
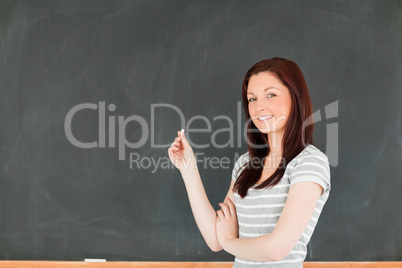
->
<box><xmin>231</xmin><ymin>151</ymin><xmax>250</xmax><ymax>182</ymax></box>
<box><xmin>291</xmin><ymin>144</ymin><xmax>329</xmax><ymax>166</ymax></box>
<box><xmin>234</xmin><ymin>151</ymin><xmax>250</xmax><ymax>167</ymax></box>
<box><xmin>287</xmin><ymin>144</ymin><xmax>331</xmax><ymax>193</ymax></box>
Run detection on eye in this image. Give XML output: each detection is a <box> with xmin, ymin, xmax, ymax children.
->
<box><xmin>248</xmin><ymin>98</ymin><xmax>256</xmax><ymax>102</ymax></box>
<box><xmin>267</xmin><ymin>94</ymin><xmax>276</xmax><ymax>98</ymax></box>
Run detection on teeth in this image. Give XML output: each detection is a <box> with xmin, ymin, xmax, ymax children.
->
<box><xmin>258</xmin><ymin>115</ymin><xmax>273</xmax><ymax>120</ymax></box>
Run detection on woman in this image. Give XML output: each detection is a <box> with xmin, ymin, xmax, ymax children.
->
<box><xmin>168</xmin><ymin>57</ymin><xmax>331</xmax><ymax>267</ymax></box>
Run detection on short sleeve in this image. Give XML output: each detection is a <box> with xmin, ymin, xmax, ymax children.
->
<box><xmin>289</xmin><ymin>147</ymin><xmax>331</xmax><ymax>195</ymax></box>
<box><xmin>231</xmin><ymin>152</ymin><xmax>249</xmax><ymax>182</ymax></box>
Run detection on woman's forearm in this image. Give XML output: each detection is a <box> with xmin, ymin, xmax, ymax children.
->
<box><xmin>221</xmin><ymin>235</ymin><xmax>282</xmax><ymax>262</ymax></box>
<box><xmin>181</xmin><ymin>166</ymin><xmax>222</xmax><ymax>252</ymax></box>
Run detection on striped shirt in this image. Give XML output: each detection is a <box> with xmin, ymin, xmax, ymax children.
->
<box><xmin>231</xmin><ymin>144</ymin><xmax>331</xmax><ymax>268</ymax></box>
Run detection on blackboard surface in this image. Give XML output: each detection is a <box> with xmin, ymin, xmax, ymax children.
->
<box><xmin>0</xmin><ymin>0</ymin><xmax>401</xmax><ymax>262</ymax></box>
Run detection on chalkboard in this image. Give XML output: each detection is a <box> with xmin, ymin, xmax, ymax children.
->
<box><xmin>0</xmin><ymin>0</ymin><xmax>401</xmax><ymax>262</ymax></box>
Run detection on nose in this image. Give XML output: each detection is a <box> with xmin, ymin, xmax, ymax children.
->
<box><xmin>255</xmin><ymin>99</ymin><xmax>267</xmax><ymax>112</ymax></box>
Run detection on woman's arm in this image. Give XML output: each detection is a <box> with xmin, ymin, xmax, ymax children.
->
<box><xmin>168</xmin><ymin>130</ymin><xmax>235</xmax><ymax>252</ymax></box>
<box><xmin>182</xmin><ymin>168</ymin><xmax>235</xmax><ymax>252</ymax></box>
<box><xmin>217</xmin><ymin>181</ymin><xmax>322</xmax><ymax>261</ymax></box>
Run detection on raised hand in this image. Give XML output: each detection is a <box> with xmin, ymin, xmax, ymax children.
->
<box><xmin>168</xmin><ymin>130</ymin><xmax>197</xmax><ymax>174</ymax></box>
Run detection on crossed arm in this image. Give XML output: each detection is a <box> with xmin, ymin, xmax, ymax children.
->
<box><xmin>182</xmin><ymin>167</ymin><xmax>323</xmax><ymax>261</ymax></box>
<box><xmin>216</xmin><ymin>181</ymin><xmax>323</xmax><ymax>262</ymax></box>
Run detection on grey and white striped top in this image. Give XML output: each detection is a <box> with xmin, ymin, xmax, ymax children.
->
<box><xmin>231</xmin><ymin>144</ymin><xmax>331</xmax><ymax>268</ymax></box>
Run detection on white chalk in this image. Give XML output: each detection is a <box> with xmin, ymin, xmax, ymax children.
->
<box><xmin>84</xmin><ymin>259</ymin><xmax>106</xmax><ymax>262</ymax></box>
<box><xmin>180</xmin><ymin>129</ymin><xmax>185</xmax><ymax>134</ymax></box>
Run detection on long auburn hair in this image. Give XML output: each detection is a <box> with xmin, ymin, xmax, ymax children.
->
<box><xmin>233</xmin><ymin>57</ymin><xmax>314</xmax><ymax>198</ymax></box>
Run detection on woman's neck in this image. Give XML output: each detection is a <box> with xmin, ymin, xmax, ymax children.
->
<box><xmin>263</xmin><ymin>132</ymin><xmax>284</xmax><ymax>169</ymax></box>
<box><xmin>266</xmin><ymin>131</ymin><xmax>284</xmax><ymax>156</ymax></box>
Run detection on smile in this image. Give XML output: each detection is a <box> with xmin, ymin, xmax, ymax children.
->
<box><xmin>258</xmin><ymin>115</ymin><xmax>273</xmax><ymax>121</ymax></box>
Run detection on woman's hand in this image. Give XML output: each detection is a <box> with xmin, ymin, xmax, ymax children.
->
<box><xmin>168</xmin><ymin>130</ymin><xmax>197</xmax><ymax>174</ymax></box>
<box><xmin>216</xmin><ymin>197</ymin><xmax>239</xmax><ymax>248</ymax></box>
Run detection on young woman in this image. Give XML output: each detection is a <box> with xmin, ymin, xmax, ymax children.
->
<box><xmin>168</xmin><ymin>57</ymin><xmax>331</xmax><ymax>267</ymax></box>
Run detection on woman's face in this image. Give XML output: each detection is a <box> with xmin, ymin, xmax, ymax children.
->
<box><xmin>247</xmin><ymin>71</ymin><xmax>292</xmax><ymax>139</ymax></box>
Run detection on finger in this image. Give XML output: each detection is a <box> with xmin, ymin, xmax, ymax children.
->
<box><xmin>218</xmin><ymin>203</ymin><xmax>230</xmax><ymax>218</ymax></box>
<box><xmin>168</xmin><ymin>146</ymin><xmax>179</xmax><ymax>154</ymax></box>
<box><xmin>169</xmin><ymin>144</ymin><xmax>178</xmax><ymax>151</ymax></box>
<box><xmin>168</xmin><ymin>148</ymin><xmax>176</xmax><ymax>159</ymax></box>
<box><xmin>175</xmin><ymin>143</ymin><xmax>182</xmax><ymax>150</ymax></box>
<box><xmin>175</xmin><ymin>138</ymin><xmax>182</xmax><ymax>147</ymax></box>
<box><xmin>216</xmin><ymin>210</ymin><xmax>224</xmax><ymax>220</ymax></box>
<box><xmin>225</xmin><ymin>198</ymin><xmax>236</xmax><ymax>217</ymax></box>
<box><xmin>171</xmin><ymin>141</ymin><xmax>180</xmax><ymax>147</ymax></box>
<box><xmin>173</xmin><ymin>139</ymin><xmax>182</xmax><ymax>150</ymax></box>
<box><xmin>171</xmin><ymin>140</ymin><xmax>182</xmax><ymax>148</ymax></box>
<box><xmin>168</xmin><ymin>147</ymin><xmax>176</xmax><ymax>156</ymax></box>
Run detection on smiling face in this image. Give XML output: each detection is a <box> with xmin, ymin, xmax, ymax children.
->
<box><xmin>247</xmin><ymin>71</ymin><xmax>292</xmax><ymax>139</ymax></box>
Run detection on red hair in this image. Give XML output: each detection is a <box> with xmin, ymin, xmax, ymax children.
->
<box><xmin>233</xmin><ymin>57</ymin><xmax>314</xmax><ymax>198</ymax></box>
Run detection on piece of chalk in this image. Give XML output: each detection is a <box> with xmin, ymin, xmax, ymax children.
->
<box><xmin>84</xmin><ymin>259</ymin><xmax>106</xmax><ymax>262</ymax></box>
<box><xmin>180</xmin><ymin>129</ymin><xmax>185</xmax><ymax>134</ymax></box>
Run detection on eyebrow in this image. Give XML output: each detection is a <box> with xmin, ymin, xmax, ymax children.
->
<box><xmin>247</xmin><ymin>87</ymin><xmax>280</xmax><ymax>96</ymax></box>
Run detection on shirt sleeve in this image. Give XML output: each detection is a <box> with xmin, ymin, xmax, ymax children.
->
<box><xmin>232</xmin><ymin>152</ymin><xmax>249</xmax><ymax>182</ymax></box>
<box><xmin>289</xmin><ymin>148</ymin><xmax>331</xmax><ymax>195</ymax></box>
